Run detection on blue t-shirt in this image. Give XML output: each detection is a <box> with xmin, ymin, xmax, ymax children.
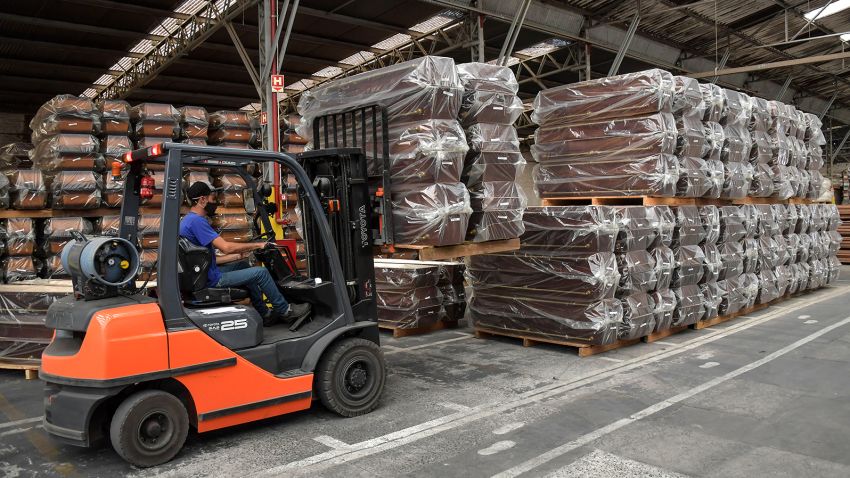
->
<box><xmin>179</xmin><ymin>212</ymin><xmax>222</xmax><ymax>286</ymax></box>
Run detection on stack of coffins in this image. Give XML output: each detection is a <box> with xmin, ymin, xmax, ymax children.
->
<box><xmin>1</xmin><ymin>218</ymin><xmax>38</xmax><ymax>282</ymax></box>
<box><xmin>374</xmin><ymin>259</ymin><xmax>466</xmax><ymax>328</ymax></box>
<box><xmin>41</xmin><ymin>218</ymin><xmax>94</xmax><ymax>279</ymax></box>
<box><xmin>374</xmin><ymin>261</ymin><xmax>443</xmax><ymax>329</ymax></box>
<box><xmin>212</xmin><ymin>211</ymin><xmax>253</xmax><ymax>248</ymax></box>
<box><xmin>281</xmin><ymin>114</ymin><xmax>309</xmax><ymax>154</ymax></box>
<box><xmin>130</xmin><ymin>103</ymin><xmax>180</xmax><ymax>151</ymax></box>
<box><xmin>671</xmin><ymin>76</ymin><xmax>713</xmax><ymax>198</ymax></box>
<box><xmin>7</xmin><ymin>170</ymin><xmax>47</xmax><ymax>210</ymax></box>
<box><xmin>716</xmin><ymin>89</ymin><xmax>753</xmax><ymax>199</ymax></box>
<box><xmin>457</xmin><ymin>62</ymin><xmax>526</xmax><ymax>242</ymax></box>
<box><xmin>610</xmin><ymin>206</ymin><xmax>659</xmax><ymax>339</ymax></box>
<box><xmin>0</xmin><ymin>283</ymin><xmax>65</xmax><ymax>363</ymax></box>
<box><xmin>209</xmin><ymin>111</ymin><xmax>256</xmax><ymax>149</ymax></box>
<box><xmin>179</xmin><ymin>106</ymin><xmax>209</xmax><ymax>146</ymax></box>
<box><xmin>711</xmin><ymin>205</ymin><xmax>757</xmax><ymax>316</ymax></box>
<box><xmin>747</xmin><ymin>97</ymin><xmax>775</xmax><ymax>197</ymax></box>
<box><xmin>823</xmin><ymin>204</ymin><xmax>843</xmax><ymax>284</ymax></box>
<box><xmin>531</xmin><ymin>69</ymin><xmax>679</xmax><ymax>198</ymax></box>
<box><xmin>50</xmin><ymin>171</ymin><xmax>102</xmax><ymax>209</ymax></box>
<box><xmin>468</xmin><ymin>206</ymin><xmax>624</xmax><ymax>345</ymax></box>
<box><xmin>97</xmin><ymin>100</ymin><xmax>132</xmax><ymax>207</ymax></box>
<box><xmin>298</xmin><ymin>56</ymin><xmax>472</xmax><ymax>246</ymax></box>
<box><xmin>767</xmin><ymin>101</ymin><xmax>796</xmax><ymax>199</ymax></box>
<box><xmin>804</xmin><ymin>113</ymin><xmax>829</xmax><ymax>201</ymax></box>
<box><xmin>667</xmin><ymin>205</ymin><xmax>709</xmax><ymax>328</ymax></box>
<box><xmin>0</xmin><ymin>143</ymin><xmax>33</xmax><ymax>171</ymax></box>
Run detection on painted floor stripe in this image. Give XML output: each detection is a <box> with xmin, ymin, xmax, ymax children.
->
<box><xmin>384</xmin><ymin>335</ymin><xmax>473</xmax><ymax>355</ymax></box>
<box><xmin>596</xmin><ymin>356</ymin><xmax>625</xmax><ymax>363</ymax></box>
<box><xmin>261</xmin><ymin>287</ymin><xmax>847</xmax><ymax>476</ymax></box>
<box><xmin>0</xmin><ymin>416</ymin><xmax>41</xmax><ymax>431</ymax></box>
<box><xmin>493</xmin><ymin>316</ymin><xmax>850</xmax><ymax>478</ymax></box>
<box><xmin>313</xmin><ymin>435</ymin><xmax>352</xmax><ymax>450</ymax></box>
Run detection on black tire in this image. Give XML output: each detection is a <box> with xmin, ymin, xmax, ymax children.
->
<box><xmin>109</xmin><ymin>390</ymin><xmax>189</xmax><ymax>468</ymax></box>
<box><xmin>316</xmin><ymin>337</ymin><xmax>386</xmax><ymax>417</ymax></box>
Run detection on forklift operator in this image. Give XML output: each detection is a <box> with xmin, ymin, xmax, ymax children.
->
<box><xmin>180</xmin><ymin>181</ymin><xmax>311</xmax><ymax>326</ymax></box>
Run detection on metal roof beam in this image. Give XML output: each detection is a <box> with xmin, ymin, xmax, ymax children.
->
<box><xmin>690</xmin><ymin>51</ymin><xmax>850</xmax><ymax>78</ymax></box>
<box><xmin>288</xmin><ymin>32</ymin><xmax>381</xmax><ymax>53</ymax></box>
<box><xmin>0</xmin><ymin>13</ymin><xmax>163</xmax><ymax>41</ymax></box>
<box><xmin>0</xmin><ymin>36</ymin><xmax>144</xmax><ymax>59</ymax></box>
<box><xmin>60</xmin><ymin>0</ymin><xmax>193</xmax><ymax>20</ymax></box>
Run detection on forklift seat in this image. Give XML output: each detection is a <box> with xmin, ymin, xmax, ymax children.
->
<box><xmin>177</xmin><ymin>236</ymin><xmax>250</xmax><ymax>306</ymax></box>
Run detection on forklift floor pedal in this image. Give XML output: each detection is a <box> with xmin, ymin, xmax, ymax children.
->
<box><xmin>289</xmin><ymin>314</ymin><xmax>312</xmax><ymax>332</ymax></box>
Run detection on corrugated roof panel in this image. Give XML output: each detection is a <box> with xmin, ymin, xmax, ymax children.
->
<box><xmin>313</xmin><ymin>66</ymin><xmax>344</xmax><ymax>77</ymax></box>
<box><xmin>409</xmin><ymin>10</ymin><xmax>462</xmax><ymax>33</ymax></box>
<box><xmin>338</xmin><ymin>51</ymin><xmax>376</xmax><ymax>66</ymax></box>
<box><xmin>372</xmin><ymin>33</ymin><xmax>412</xmax><ymax>50</ymax></box>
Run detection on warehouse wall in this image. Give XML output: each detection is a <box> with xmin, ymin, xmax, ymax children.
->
<box><xmin>0</xmin><ymin>112</ymin><xmax>29</xmax><ymax>144</ymax></box>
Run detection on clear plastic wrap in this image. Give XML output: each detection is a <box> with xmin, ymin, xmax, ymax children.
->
<box><xmin>211</xmin><ymin>213</ymin><xmax>252</xmax><ymax>232</ymax></box>
<box><xmin>532</xmin><ymin>69</ymin><xmax>675</xmax><ymax>125</ymax></box>
<box><xmin>741</xmin><ymin>204</ymin><xmax>758</xmax><ymax>238</ymax></box>
<box><xmin>102</xmin><ymin>173</ymin><xmax>123</xmax><ymax>208</ymax></box>
<box><xmin>462</xmin><ymin>151</ymin><xmax>524</xmax><ymax>186</ymax></box>
<box><xmin>2</xmin><ymin>218</ymin><xmax>35</xmax><ymax>256</ymax></box>
<box><xmin>699</xmin><ymin>83</ymin><xmax>724</xmax><ymax>123</ymax></box>
<box><xmin>742</xmin><ymin>237</ymin><xmax>760</xmax><ymax>273</ymax></box>
<box><xmin>467</xmin><ymin>252</ymin><xmax>619</xmax><ymax>302</ymax></box>
<box><xmin>30</xmin><ymin>95</ymin><xmax>98</xmax><ymax>143</ymax></box>
<box><xmin>0</xmin><ymin>174</ymin><xmax>8</xmax><ymax>209</ymax></box>
<box><xmin>797</xmin><ymin>233</ymin><xmax>811</xmax><ymax>263</ymax></box>
<box><xmin>619</xmin><ymin>292</ymin><xmax>656</xmax><ymax>339</ymax></box>
<box><xmin>467</xmin><ymin>209</ymin><xmax>525</xmax><ymax>242</ymax></box>
<box><xmin>1</xmin><ymin>257</ymin><xmax>40</xmax><ymax>282</ymax></box>
<box><xmin>677</xmin><ymin>112</ymin><xmax>708</xmax><ymax>158</ymax></box>
<box><xmin>298</xmin><ymin>56</ymin><xmax>462</xmax><ymax>134</ymax></box>
<box><xmin>809</xmin><ymin>204</ymin><xmax>825</xmax><ymax>232</ymax></box>
<box><xmin>741</xmin><ymin>271</ymin><xmax>761</xmax><ymax>309</ymax></box>
<box><xmin>43</xmin><ymin>217</ymin><xmax>94</xmax><ymax>254</ymax></box>
<box><xmin>769</xmin><ymin>165</ymin><xmax>795</xmax><ymax>200</ymax></box>
<box><xmin>795</xmin><ymin>203</ymin><xmax>812</xmax><ymax>234</ymax></box>
<box><xmin>672</xmin><ymin>245</ymin><xmax>705</xmax><ymax>287</ymax></box>
<box><xmin>718</xmin><ymin>206</ymin><xmax>747</xmax><ymax>242</ymax></box>
<box><xmin>209</xmin><ymin>110</ymin><xmax>259</xmax><ymax>129</ymax></box>
<box><xmin>717</xmin><ymin>279</ymin><xmax>747</xmax><ymax>316</ymax></box>
<box><xmin>703</xmin><ymin>158</ymin><xmax>724</xmax><ymax>198</ymax></box>
<box><xmin>720</xmin><ymin>161</ymin><xmax>752</xmax><ymax>199</ymax></box>
<box><xmin>672</xmin><ymin>76</ymin><xmax>706</xmax><ymax>116</ymax></box>
<box><xmin>702</xmin><ymin>121</ymin><xmax>724</xmax><ymax>161</ymax></box>
<box><xmin>823</xmin><ymin>204</ymin><xmax>841</xmax><ymax>231</ymax></box>
<box><xmin>785</xmin><ymin>233</ymin><xmax>800</xmax><ymax>264</ymax></box>
<box><xmin>676</xmin><ymin>157</ymin><xmax>713</xmax><ymax>197</ymax></box>
<box><xmin>612</xmin><ymin>206</ymin><xmax>662</xmax><ymax>252</ymax></box>
<box><xmin>9</xmin><ymin>170</ymin><xmax>47</xmax><ymax>210</ymax></box>
<box><xmin>50</xmin><ymin>171</ymin><xmax>103</xmax><ymax>209</ymax></box>
<box><xmin>721</xmin><ymin>124</ymin><xmax>752</xmax><ymax>163</ymax></box>
<box><xmin>827</xmin><ymin>255</ymin><xmax>841</xmax><ymax>284</ymax></box>
<box><xmin>804</xmin><ymin>112</ymin><xmax>827</xmax><ymax>145</ymax></box>
<box><xmin>672</xmin><ymin>284</ymin><xmax>706</xmax><ymax>327</ymax></box>
<box><xmin>749</xmin><ymin>97</ymin><xmax>772</xmax><ymax>132</ymax></box>
<box><xmin>179</xmin><ymin>106</ymin><xmax>209</xmax><ymax>139</ymax></box>
<box><xmin>469</xmin><ymin>294</ymin><xmax>623</xmax><ymax>345</ymax></box>
<box><xmin>29</xmin><ymin>134</ymin><xmax>102</xmax><ymax>171</ymax></box>
<box><xmin>807</xmin><ymin>170</ymin><xmax>826</xmax><ymax>200</ymax></box>
<box><xmin>651</xmin><ymin>289</ymin><xmax>676</xmax><ymax>332</ymax></box>
<box><xmin>775</xmin><ymin>234</ymin><xmax>791</xmax><ymax>266</ymax></box>
<box><xmin>101</xmin><ymin>135</ymin><xmax>132</xmax><ymax>157</ymax></box>
<box><xmin>42</xmin><ymin>254</ymin><xmax>69</xmax><ymax>279</ymax></box>
<box><xmin>467</xmin><ymin>123</ymin><xmax>520</xmax><ymax>153</ymax></box>
<box><xmin>617</xmin><ymin>250</ymin><xmax>657</xmax><ymax>296</ymax></box>
<box><xmin>700</xmin><ymin>281</ymin><xmax>722</xmax><ymax>321</ymax></box>
<box><xmin>749</xmin><ymin>130</ymin><xmax>772</xmax><ymax>164</ymax></box>
<box><xmin>718</xmin><ymin>241</ymin><xmax>744</xmax><ymax>280</ymax></box>
<box><xmin>98</xmin><ymin>100</ymin><xmax>131</xmax><ymax>135</ymax></box>
<box><xmin>390</xmin><ymin>183</ymin><xmax>472</xmax><ymax>246</ymax></box>
<box><xmin>212</xmin><ymin>173</ymin><xmax>247</xmax><ymax>208</ymax></box>
<box><xmin>533</xmin><ymin>153</ymin><xmax>679</xmax><ymax>198</ymax></box>
<box><xmin>652</xmin><ymin>245</ymin><xmax>675</xmax><ymax>291</ymax></box>
<box><xmin>699</xmin><ymin>205</ymin><xmax>721</xmax><ymax>244</ymax></box>
<box><xmin>519</xmin><ymin>206</ymin><xmax>619</xmax><ymax>255</ymax></box>
<box><xmin>719</xmin><ymin>89</ymin><xmax>752</xmax><ymax>127</ymax></box>
<box><xmin>775</xmin><ymin>264</ymin><xmax>791</xmax><ymax>297</ymax></box>
<box><xmin>130</xmin><ymin>103</ymin><xmax>180</xmax><ymax>123</ymax></box>
<box><xmin>653</xmin><ymin>205</ymin><xmax>675</xmax><ymax>248</ymax></box>
<box><xmin>208</xmin><ymin>127</ymin><xmax>255</xmax><ymax>144</ymax></box>
<box><xmin>700</xmin><ymin>242</ymin><xmax>722</xmax><ymax>283</ymax></box>
<box><xmin>532</xmin><ymin>112</ymin><xmax>677</xmax><ymax>162</ymax></box>
<box><xmin>749</xmin><ymin>163</ymin><xmax>775</xmax><ymax>197</ymax></box>
<box><xmin>0</xmin><ymin>143</ymin><xmax>33</xmax><ymax>170</ymax></box>
<box><xmin>457</xmin><ymin>62</ymin><xmax>523</xmax><ymax>126</ymax></box>
<box><xmin>672</xmin><ymin>205</ymin><xmax>705</xmax><ymax>246</ymax></box>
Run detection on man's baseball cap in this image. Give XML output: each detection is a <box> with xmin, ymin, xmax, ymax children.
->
<box><xmin>187</xmin><ymin>181</ymin><xmax>221</xmax><ymax>201</ymax></box>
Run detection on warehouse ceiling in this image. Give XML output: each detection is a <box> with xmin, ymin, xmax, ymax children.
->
<box><xmin>3</xmin><ymin>0</ymin><xmax>850</xmax><ymax>160</ymax></box>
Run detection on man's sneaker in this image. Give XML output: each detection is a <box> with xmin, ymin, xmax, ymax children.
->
<box><xmin>262</xmin><ymin>309</ymin><xmax>281</xmax><ymax>327</ymax></box>
<box><xmin>282</xmin><ymin>303</ymin><xmax>311</xmax><ymax>323</ymax></box>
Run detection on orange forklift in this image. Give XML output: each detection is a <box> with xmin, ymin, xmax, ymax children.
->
<box><xmin>40</xmin><ymin>143</ymin><xmax>386</xmax><ymax>467</ymax></box>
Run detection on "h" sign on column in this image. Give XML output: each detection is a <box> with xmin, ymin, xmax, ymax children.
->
<box><xmin>271</xmin><ymin>74</ymin><xmax>285</xmax><ymax>93</ymax></box>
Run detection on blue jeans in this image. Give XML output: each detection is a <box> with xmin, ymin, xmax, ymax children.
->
<box><xmin>217</xmin><ymin>262</ymin><xmax>288</xmax><ymax>316</ymax></box>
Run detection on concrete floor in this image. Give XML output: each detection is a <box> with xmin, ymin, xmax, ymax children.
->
<box><xmin>2</xmin><ymin>267</ymin><xmax>850</xmax><ymax>477</ymax></box>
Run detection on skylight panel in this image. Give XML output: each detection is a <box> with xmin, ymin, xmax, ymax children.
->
<box><xmin>804</xmin><ymin>0</ymin><xmax>850</xmax><ymax>20</ymax></box>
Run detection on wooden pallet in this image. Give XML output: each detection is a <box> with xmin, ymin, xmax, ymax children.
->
<box><xmin>378</xmin><ymin>319</ymin><xmax>459</xmax><ymax>338</ymax></box>
<box><xmin>642</xmin><ymin>325</ymin><xmax>689</xmax><ymax>343</ymax></box>
<box><xmin>540</xmin><ymin>196</ymin><xmax>729</xmax><ymax>207</ymax></box>
<box><xmin>691</xmin><ymin>303</ymin><xmax>768</xmax><ymax>330</ymax></box>
<box><xmin>0</xmin><ymin>360</ymin><xmax>39</xmax><ymax>380</ymax></box>
<box><xmin>473</xmin><ymin>326</ymin><xmax>641</xmax><ymax>357</ymax></box>
<box><xmin>732</xmin><ymin>197</ymin><xmax>788</xmax><ymax>205</ymax></box>
<box><xmin>393</xmin><ymin>238</ymin><xmax>520</xmax><ymax>261</ymax></box>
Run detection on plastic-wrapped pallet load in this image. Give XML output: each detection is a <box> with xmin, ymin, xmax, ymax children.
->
<box><xmin>50</xmin><ymin>171</ymin><xmax>102</xmax><ymax>209</ymax></box>
<box><xmin>209</xmin><ymin>111</ymin><xmax>257</xmax><ymax>146</ymax></box>
<box><xmin>1</xmin><ymin>218</ymin><xmax>38</xmax><ymax>282</ymax></box>
<box><xmin>179</xmin><ymin>106</ymin><xmax>209</xmax><ymax>141</ymax></box>
<box><xmin>0</xmin><ymin>283</ymin><xmax>66</xmax><ymax>362</ymax></box>
<box><xmin>374</xmin><ymin>261</ymin><xmax>443</xmax><ymax>329</ymax></box>
<box><xmin>29</xmin><ymin>95</ymin><xmax>99</xmax><ymax>144</ymax></box>
<box><xmin>298</xmin><ymin>56</ymin><xmax>472</xmax><ymax>247</ymax></box>
<box><xmin>41</xmin><ymin>218</ymin><xmax>95</xmax><ymax>279</ymax></box>
<box><xmin>531</xmin><ymin>69</ymin><xmax>679</xmax><ymax>198</ymax></box>
<box><xmin>131</xmin><ymin>103</ymin><xmax>180</xmax><ymax>141</ymax></box>
<box><xmin>457</xmin><ymin>63</ymin><xmax>526</xmax><ymax>243</ymax></box>
<box><xmin>671</xmin><ymin>76</ymin><xmax>714</xmax><ymax>198</ymax></box>
<box><xmin>0</xmin><ymin>143</ymin><xmax>33</xmax><ymax>170</ymax></box>
<box><xmin>8</xmin><ymin>170</ymin><xmax>47</xmax><ymax>210</ymax></box>
<box><xmin>29</xmin><ymin>133</ymin><xmax>103</xmax><ymax>172</ymax></box>
<box><xmin>374</xmin><ymin>259</ymin><xmax>466</xmax><ymax>325</ymax></box>
<box><xmin>468</xmin><ymin>206</ymin><xmax>625</xmax><ymax>346</ymax></box>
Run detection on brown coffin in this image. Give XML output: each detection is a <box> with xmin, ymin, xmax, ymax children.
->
<box><xmin>130</xmin><ymin>103</ymin><xmax>180</xmax><ymax>123</ymax></box>
<box><xmin>43</xmin><ymin>255</ymin><xmax>69</xmax><ymax>279</ymax></box>
<box><xmin>209</xmin><ymin>111</ymin><xmax>257</xmax><ymax>129</ymax></box>
<box><xmin>619</xmin><ymin>292</ymin><xmax>656</xmax><ymax>340</ymax></box>
<box><xmin>720</xmin><ymin>162</ymin><xmax>752</xmax><ymax>200</ymax></box>
<box><xmin>390</xmin><ymin>183</ymin><xmax>470</xmax><ymax>246</ymax></box>
<box><xmin>676</xmin><ymin>157</ymin><xmax>713</xmax><ymax>198</ymax></box>
<box><xmin>9</xmin><ymin>171</ymin><xmax>46</xmax><ymax>209</ymax></box>
<box><xmin>717</xmin><ymin>241</ymin><xmax>744</xmax><ymax>281</ymax></box>
<box><xmin>208</xmin><ymin>127</ymin><xmax>254</xmax><ymax>144</ymax></box>
<box><xmin>214</xmin><ymin>174</ymin><xmax>248</xmax><ymax>191</ymax></box>
<box><xmin>182</xmin><ymin>124</ymin><xmax>209</xmax><ymax>139</ymax></box>
<box><xmin>467</xmin><ymin>210</ymin><xmax>524</xmax><ymax>242</ymax></box>
<box><xmin>374</xmin><ymin>262</ymin><xmax>440</xmax><ymax>289</ymax></box>
<box><xmin>2</xmin><ymin>256</ymin><xmax>39</xmax><ymax>282</ymax></box>
<box><xmin>700</xmin><ymin>281</ymin><xmax>722</xmax><ymax>321</ymax></box>
<box><xmin>651</xmin><ymin>289</ymin><xmax>676</xmax><ymax>332</ymax></box>
<box><xmin>469</xmin><ymin>181</ymin><xmax>525</xmax><ymax>211</ymax></box>
<box><xmin>672</xmin><ymin>285</ymin><xmax>705</xmax><ymax>327</ymax></box>
<box><xmin>468</xmin><ymin>252</ymin><xmax>619</xmax><ymax>302</ymax></box>
<box><xmin>671</xmin><ymin>205</ymin><xmax>705</xmax><ymax>247</ymax></box>
<box><xmin>470</xmin><ymin>295</ymin><xmax>623</xmax><ymax>346</ymax></box>
<box><xmin>532</xmin><ymin>112</ymin><xmax>677</xmax><ymax>163</ymax></box>
<box><xmin>134</xmin><ymin>122</ymin><xmax>179</xmax><ymax>139</ymax></box>
<box><xmin>718</xmin><ymin>206</ymin><xmax>747</xmax><ymax>243</ymax></box>
<box><xmin>534</xmin><ymin>153</ymin><xmax>678</xmax><ymax>198</ymax></box>
<box><xmin>531</xmin><ymin>69</ymin><xmax>674</xmax><ymax>125</ymax></box>
<box><xmin>219</xmin><ymin>231</ymin><xmax>252</xmax><ymax>242</ymax></box>
<box><xmin>612</xmin><ymin>206</ymin><xmax>663</xmax><ymax>253</ymax></box>
<box><xmin>463</xmin><ymin>151</ymin><xmax>523</xmax><ymax>184</ymax></box>
<box><xmin>377</xmin><ymin>286</ymin><xmax>442</xmax><ymax>309</ymax></box>
<box><xmin>459</xmin><ymin>91</ymin><xmax>523</xmax><ymax>126</ymax></box>
<box><xmin>52</xmin><ymin>191</ymin><xmax>101</xmax><ymax>209</ymax></box>
<box><xmin>652</xmin><ymin>245</ymin><xmax>674</xmax><ymax>291</ymax></box>
<box><xmin>101</xmin><ymin>135</ymin><xmax>132</xmax><ymax>156</ymax></box>
<box><xmin>377</xmin><ymin>304</ymin><xmax>443</xmax><ymax>330</ymax></box>
<box><xmin>32</xmin><ymin>118</ymin><xmax>96</xmax><ymax>142</ymax></box>
<box><xmin>671</xmin><ymin>245</ymin><xmax>705</xmax><ymax>287</ymax></box>
<box><xmin>617</xmin><ymin>250</ymin><xmax>657</xmax><ymax>296</ymax></box>
<box><xmin>519</xmin><ymin>206</ymin><xmax>618</xmax><ymax>256</ymax></box>
<box><xmin>212</xmin><ymin>214</ymin><xmax>251</xmax><ymax>231</ymax></box>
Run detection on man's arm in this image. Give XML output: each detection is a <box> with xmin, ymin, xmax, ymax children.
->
<box><xmin>211</xmin><ymin>236</ymin><xmax>265</xmax><ymax>255</ymax></box>
<box><xmin>216</xmin><ymin>252</ymin><xmax>248</xmax><ymax>264</ymax></box>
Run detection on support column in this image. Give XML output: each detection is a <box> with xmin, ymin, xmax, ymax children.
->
<box><xmin>259</xmin><ymin>0</ymin><xmax>281</xmax><ymax>154</ymax></box>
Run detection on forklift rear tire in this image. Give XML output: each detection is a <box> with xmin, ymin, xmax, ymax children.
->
<box><xmin>316</xmin><ymin>337</ymin><xmax>386</xmax><ymax>417</ymax></box>
<box><xmin>109</xmin><ymin>390</ymin><xmax>189</xmax><ymax>468</ymax></box>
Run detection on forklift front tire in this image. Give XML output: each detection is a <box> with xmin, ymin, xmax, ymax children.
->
<box><xmin>109</xmin><ymin>390</ymin><xmax>189</xmax><ymax>468</ymax></box>
<box><xmin>316</xmin><ymin>337</ymin><xmax>386</xmax><ymax>417</ymax></box>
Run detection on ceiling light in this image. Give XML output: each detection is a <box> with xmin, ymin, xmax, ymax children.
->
<box><xmin>804</xmin><ymin>0</ymin><xmax>850</xmax><ymax>21</ymax></box>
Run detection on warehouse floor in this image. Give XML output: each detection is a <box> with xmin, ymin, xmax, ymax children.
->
<box><xmin>1</xmin><ymin>268</ymin><xmax>849</xmax><ymax>477</ymax></box>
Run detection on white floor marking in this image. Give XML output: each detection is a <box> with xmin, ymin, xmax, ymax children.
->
<box><xmin>797</xmin><ymin>315</ymin><xmax>811</xmax><ymax>320</ymax></box>
<box><xmin>384</xmin><ymin>335</ymin><xmax>473</xmax><ymax>355</ymax></box>
<box><xmin>804</xmin><ymin>320</ymin><xmax>818</xmax><ymax>324</ymax></box>
<box><xmin>492</xmin><ymin>316</ymin><xmax>850</xmax><ymax>478</ymax></box>
<box><xmin>695</xmin><ymin>351</ymin><xmax>714</xmax><ymax>360</ymax></box>
<box><xmin>0</xmin><ymin>425</ymin><xmax>42</xmax><ymax>438</ymax></box>
<box><xmin>439</xmin><ymin>402</ymin><xmax>472</xmax><ymax>412</ymax></box>
<box><xmin>381</xmin><ymin>345</ymin><xmax>403</xmax><ymax>351</ymax></box>
<box><xmin>493</xmin><ymin>422</ymin><xmax>525</xmax><ymax>435</ymax></box>
<box><xmin>0</xmin><ymin>417</ymin><xmax>41</xmax><ymax>431</ymax></box>
<box><xmin>699</xmin><ymin>361</ymin><xmax>719</xmax><ymax>369</ymax></box>
<box><xmin>651</xmin><ymin>341</ymin><xmax>677</xmax><ymax>346</ymax></box>
<box><xmin>478</xmin><ymin>440</ymin><xmax>516</xmax><ymax>456</ymax></box>
<box><xmin>313</xmin><ymin>435</ymin><xmax>352</xmax><ymax>450</ymax></box>
<box><xmin>596</xmin><ymin>356</ymin><xmax>624</xmax><ymax>363</ymax></box>
<box><xmin>260</xmin><ymin>287</ymin><xmax>847</xmax><ymax>476</ymax></box>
